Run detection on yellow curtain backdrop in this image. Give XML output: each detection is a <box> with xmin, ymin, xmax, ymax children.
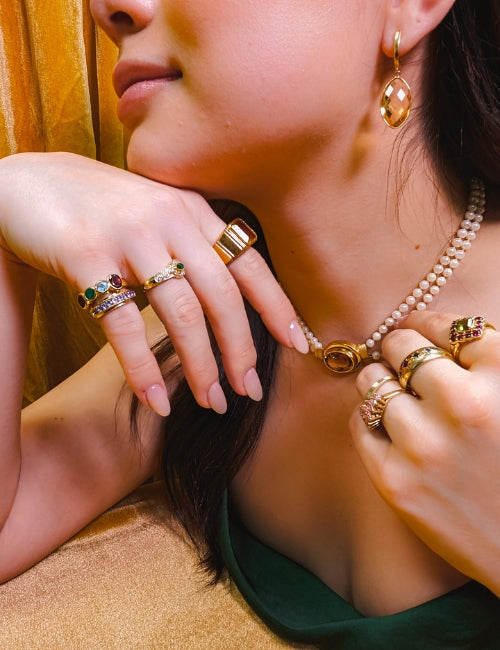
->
<box><xmin>0</xmin><ymin>0</ymin><xmax>125</xmax><ymax>401</ymax></box>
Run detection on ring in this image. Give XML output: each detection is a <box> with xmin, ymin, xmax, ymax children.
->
<box><xmin>77</xmin><ymin>274</ymin><xmax>127</xmax><ymax>309</ymax></box>
<box><xmin>142</xmin><ymin>259</ymin><xmax>186</xmax><ymax>291</ymax></box>
<box><xmin>359</xmin><ymin>388</ymin><xmax>406</xmax><ymax>430</ymax></box>
<box><xmin>213</xmin><ymin>218</ymin><xmax>257</xmax><ymax>265</ymax></box>
<box><xmin>89</xmin><ymin>288</ymin><xmax>137</xmax><ymax>319</ymax></box>
<box><xmin>364</xmin><ymin>375</ymin><xmax>397</xmax><ymax>401</ymax></box>
<box><xmin>449</xmin><ymin>316</ymin><xmax>496</xmax><ymax>361</ymax></box>
<box><xmin>398</xmin><ymin>346</ymin><xmax>454</xmax><ymax>395</ymax></box>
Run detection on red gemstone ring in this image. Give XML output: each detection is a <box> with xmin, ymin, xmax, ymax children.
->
<box><xmin>449</xmin><ymin>316</ymin><xmax>496</xmax><ymax>361</ymax></box>
<box><xmin>77</xmin><ymin>274</ymin><xmax>128</xmax><ymax>309</ymax></box>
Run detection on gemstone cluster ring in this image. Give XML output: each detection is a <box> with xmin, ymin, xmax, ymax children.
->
<box><xmin>449</xmin><ymin>316</ymin><xmax>496</xmax><ymax>361</ymax></box>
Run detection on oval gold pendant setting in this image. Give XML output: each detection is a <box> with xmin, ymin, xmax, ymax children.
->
<box><xmin>319</xmin><ymin>341</ymin><xmax>370</xmax><ymax>374</ymax></box>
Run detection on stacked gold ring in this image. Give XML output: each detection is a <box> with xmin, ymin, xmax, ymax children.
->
<box><xmin>213</xmin><ymin>218</ymin><xmax>257</xmax><ymax>265</ymax></box>
<box><xmin>359</xmin><ymin>388</ymin><xmax>406</xmax><ymax>430</ymax></box>
<box><xmin>77</xmin><ymin>274</ymin><xmax>128</xmax><ymax>309</ymax></box>
<box><xmin>89</xmin><ymin>289</ymin><xmax>137</xmax><ymax>319</ymax></box>
<box><xmin>77</xmin><ymin>274</ymin><xmax>136</xmax><ymax>319</ymax></box>
<box><xmin>364</xmin><ymin>375</ymin><xmax>396</xmax><ymax>401</ymax></box>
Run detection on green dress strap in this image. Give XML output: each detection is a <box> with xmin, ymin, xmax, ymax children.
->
<box><xmin>220</xmin><ymin>492</ymin><xmax>500</xmax><ymax>649</ymax></box>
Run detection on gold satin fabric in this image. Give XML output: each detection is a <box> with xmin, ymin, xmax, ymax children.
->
<box><xmin>0</xmin><ymin>483</ymin><xmax>308</xmax><ymax>649</ymax></box>
<box><xmin>0</xmin><ymin>0</ymin><xmax>125</xmax><ymax>401</ymax></box>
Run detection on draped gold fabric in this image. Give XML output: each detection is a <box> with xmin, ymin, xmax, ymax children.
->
<box><xmin>0</xmin><ymin>483</ymin><xmax>305</xmax><ymax>649</ymax></box>
<box><xmin>0</xmin><ymin>0</ymin><xmax>124</xmax><ymax>401</ymax></box>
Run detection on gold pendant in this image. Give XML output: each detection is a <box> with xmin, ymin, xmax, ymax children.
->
<box><xmin>315</xmin><ymin>341</ymin><xmax>370</xmax><ymax>374</ymax></box>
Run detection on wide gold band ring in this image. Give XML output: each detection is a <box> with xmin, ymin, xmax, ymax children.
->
<box><xmin>213</xmin><ymin>218</ymin><xmax>257</xmax><ymax>265</ymax></box>
<box><xmin>449</xmin><ymin>316</ymin><xmax>496</xmax><ymax>361</ymax></box>
<box><xmin>142</xmin><ymin>259</ymin><xmax>186</xmax><ymax>292</ymax></box>
<box><xmin>398</xmin><ymin>346</ymin><xmax>454</xmax><ymax>395</ymax></box>
<box><xmin>359</xmin><ymin>388</ymin><xmax>406</xmax><ymax>430</ymax></box>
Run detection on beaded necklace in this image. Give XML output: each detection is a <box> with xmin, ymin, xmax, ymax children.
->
<box><xmin>297</xmin><ymin>179</ymin><xmax>485</xmax><ymax>374</ymax></box>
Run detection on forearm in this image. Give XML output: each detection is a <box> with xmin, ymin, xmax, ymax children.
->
<box><xmin>0</xmin><ymin>245</ymin><xmax>38</xmax><ymax>529</ymax></box>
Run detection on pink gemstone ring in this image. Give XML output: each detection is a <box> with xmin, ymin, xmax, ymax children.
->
<box><xmin>359</xmin><ymin>388</ymin><xmax>405</xmax><ymax>431</ymax></box>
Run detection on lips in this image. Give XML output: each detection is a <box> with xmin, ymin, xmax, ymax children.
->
<box><xmin>113</xmin><ymin>59</ymin><xmax>182</xmax><ymax>98</ymax></box>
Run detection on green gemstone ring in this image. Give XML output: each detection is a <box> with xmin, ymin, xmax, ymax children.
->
<box><xmin>77</xmin><ymin>274</ymin><xmax>126</xmax><ymax>309</ymax></box>
<box><xmin>142</xmin><ymin>259</ymin><xmax>186</xmax><ymax>292</ymax></box>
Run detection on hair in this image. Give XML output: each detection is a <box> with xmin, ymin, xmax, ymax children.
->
<box><xmin>130</xmin><ymin>0</ymin><xmax>500</xmax><ymax>579</ymax></box>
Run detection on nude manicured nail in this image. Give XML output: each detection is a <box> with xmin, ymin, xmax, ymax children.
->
<box><xmin>208</xmin><ymin>382</ymin><xmax>228</xmax><ymax>414</ymax></box>
<box><xmin>289</xmin><ymin>320</ymin><xmax>310</xmax><ymax>354</ymax></box>
<box><xmin>243</xmin><ymin>368</ymin><xmax>263</xmax><ymax>402</ymax></box>
<box><xmin>146</xmin><ymin>384</ymin><xmax>171</xmax><ymax>417</ymax></box>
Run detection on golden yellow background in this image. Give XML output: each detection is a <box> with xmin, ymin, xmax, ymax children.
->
<box><xmin>0</xmin><ymin>0</ymin><xmax>125</xmax><ymax>400</ymax></box>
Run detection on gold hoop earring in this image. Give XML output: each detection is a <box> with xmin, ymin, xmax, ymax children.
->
<box><xmin>380</xmin><ymin>30</ymin><xmax>412</xmax><ymax>128</ymax></box>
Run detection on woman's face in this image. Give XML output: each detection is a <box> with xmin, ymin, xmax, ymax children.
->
<box><xmin>90</xmin><ymin>0</ymin><xmax>384</xmax><ymax>200</ymax></box>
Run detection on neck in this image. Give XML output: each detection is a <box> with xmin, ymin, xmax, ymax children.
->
<box><xmin>245</xmin><ymin>151</ymin><xmax>470</xmax><ymax>346</ymax></box>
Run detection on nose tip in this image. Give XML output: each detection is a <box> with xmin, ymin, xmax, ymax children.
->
<box><xmin>90</xmin><ymin>0</ymin><xmax>154</xmax><ymax>41</ymax></box>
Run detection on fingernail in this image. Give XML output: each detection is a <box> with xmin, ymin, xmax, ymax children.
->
<box><xmin>243</xmin><ymin>368</ymin><xmax>263</xmax><ymax>402</ymax></box>
<box><xmin>289</xmin><ymin>320</ymin><xmax>309</xmax><ymax>354</ymax></box>
<box><xmin>146</xmin><ymin>384</ymin><xmax>171</xmax><ymax>417</ymax></box>
<box><xmin>208</xmin><ymin>382</ymin><xmax>227</xmax><ymax>414</ymax></box>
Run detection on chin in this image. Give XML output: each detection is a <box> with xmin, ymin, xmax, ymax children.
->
<box><xmin>126</xmin><ymin>143</ymin><xmax>236</xmax><ymax>202</ymax></box>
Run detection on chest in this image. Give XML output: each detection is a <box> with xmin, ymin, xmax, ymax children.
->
<box><xmin>231</xmin><ymin>368</ymin><xmax>467</xmax><ymax>616</ymax></box>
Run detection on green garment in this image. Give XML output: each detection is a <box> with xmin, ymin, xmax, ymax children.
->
<box><xmin>220</xmin><ymin>493</ymin><xmax>500</xmax><ymax>649</ymax></box>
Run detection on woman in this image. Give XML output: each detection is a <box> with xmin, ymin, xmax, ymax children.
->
<box><xmin>1</xmin><ymin>0</ymin><xmax>500</xmax><ymax>647</ymax></box>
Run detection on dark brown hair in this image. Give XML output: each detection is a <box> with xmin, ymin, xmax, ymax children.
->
<box><xmin>131</xmin><ymin>0</ymin><xmax>500</xmax><ymax>578</ymax></box>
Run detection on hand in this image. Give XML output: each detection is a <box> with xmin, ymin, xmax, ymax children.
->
<box><xmin>350</xmin><ymin>310</ymin><xmax>500</xmax><ymax>594</ymax></box>
<box><xmin>0</xmin><ymin>152</ymin><xmax>306</xmax><ymax>414</ymax></box>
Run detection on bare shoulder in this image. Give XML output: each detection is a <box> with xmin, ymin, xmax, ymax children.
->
<box><xmin>0</xmin><ymin>306</ymin><xmax>168</xmax><ymax>583</ymax></box>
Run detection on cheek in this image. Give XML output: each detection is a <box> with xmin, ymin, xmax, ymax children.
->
<box><xmin>126</xmin><ymin>3</ymin><xmax>381</xmax><ymax>189</ymax></box>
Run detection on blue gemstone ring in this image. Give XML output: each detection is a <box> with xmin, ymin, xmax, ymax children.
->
<box><xmin>77</xmin><ymin>274</ymin><xmax>127</xmax><ymax>309</ymax></box>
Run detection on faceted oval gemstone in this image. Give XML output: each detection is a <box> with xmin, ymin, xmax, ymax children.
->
<box><xmin>323</xmin><ymin>342</ymin><xmax>362</xmax><ymax>374</ymax></box>
<box><xmin>77</xmin><ymin>294</ymin><xmax>87</xmax><ymax>309</ymax></box>
<box><xmin>380</xmin><ymin>75</ymin><xmax>411</xmax><ymax>128</ymax></box>
<box><xmin>109</xmin><ymin>274</ymin><xmax>123</xmax><ymax>289</ymax></box>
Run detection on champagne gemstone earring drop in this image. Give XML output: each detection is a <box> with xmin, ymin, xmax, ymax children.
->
<box><xmin>380</xmin><ymin>31</ymin><xmax>412</xmax><ymax>128</ymax></box>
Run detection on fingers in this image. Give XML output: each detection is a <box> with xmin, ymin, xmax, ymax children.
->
<box><xmin>351</xmin><ymin>311</ymin><xmax>500</xmax><ymax>528</ymax></box>
<box><xmin>352</xmin><ymin>362</ymin><xmax>420</xmax><ymax>447</ymax></box>
<box><xmin>225</xmin><ymin>247</ymin><xmax>308</xmax><ymax>353</ymax></box>
<box><xmin>381</xmin><ymin>327</ymin><xmax>461</xmax><ymax>399</ymax></box>
<box><xmin>127</xmin><ymin>223</ymin><xmax>260</xmax><ymax>408</ymax></box>
<box><xmin>72</xmin><ymin>186</ymin><xmax>308</xmax><ymax>414</ymax></box>
<box><xmin>399</xmin><ymin>311</ymin><xmax>500</xmax><ymax>371</ymax></box>
<box><xmin>99</xmin><ymin>302</ymin><xmax>171</xmax><ymax>416</ymax></box>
